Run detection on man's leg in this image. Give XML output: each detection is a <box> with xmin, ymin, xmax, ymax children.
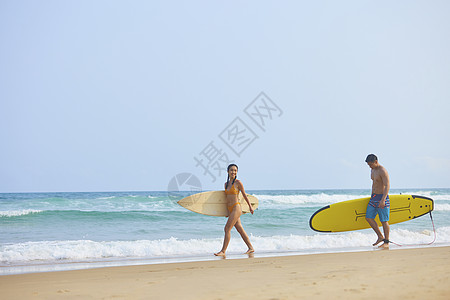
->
<box><xmin>366</xmin><ymin>205</ymin><xmax>384</xmax><ymax>246</ymax></box>
<box><xmin>379</xmin><ymin>221</ymin><xmax>390</xmax><ymax>249</ymax></box>
<box><xmin>378</xmin><ymin>206</ymin><xmax>390</xmax><ymax>249</ymax></box>
<box><xmin>366</xmin><ymin>217</ymin><xmax>384</xmax><ymax>246</ymax></box>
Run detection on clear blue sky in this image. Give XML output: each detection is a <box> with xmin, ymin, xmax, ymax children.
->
<box><xmin>1</xmin><ymin>1</ymin><xmax>449</xmax><ymax>192</ymax></box>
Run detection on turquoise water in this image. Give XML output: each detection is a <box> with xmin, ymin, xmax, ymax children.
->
<box><xmin>1</xmin><ymin>189</ymin><xmax>449</xmax><ymax>274</ymax></box>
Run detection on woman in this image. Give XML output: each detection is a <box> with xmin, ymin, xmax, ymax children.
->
<box><xmin>214</xmin><ymin>164</ymin><xmax>254</xmax><ymax>256</ymax></box>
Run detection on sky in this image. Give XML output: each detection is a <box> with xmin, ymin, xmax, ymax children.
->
<box><xmin>1</xmin><ymin>1</ymin><xmax>449</xmax><ymax>193</ymax></box>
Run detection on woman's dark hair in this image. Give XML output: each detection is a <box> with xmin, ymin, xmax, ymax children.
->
<box><xmin>226</xmin><ymin>164</ymin><xmax>238</xmax><ymax>189</ymax></box>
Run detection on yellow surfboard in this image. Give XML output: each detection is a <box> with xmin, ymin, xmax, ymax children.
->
<box><xmin>177</xmin><ymin>191</ymin><xmax>259</xmax><ymax>217</ymax></box>
<box><xmin>309</xmin><ymin>195</ymin><xmax>433</xmax><ymax>232</ymax></box>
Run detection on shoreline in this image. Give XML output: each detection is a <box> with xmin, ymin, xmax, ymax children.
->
<box><xmin>1</xmin><ymin>246</ymin><xmax>449</xmax><ymax>299</ymax></box>
<box><xmin>2</xmin><ymin>242</ymin><xmax>448</xmax><ymax>276</ymax></box>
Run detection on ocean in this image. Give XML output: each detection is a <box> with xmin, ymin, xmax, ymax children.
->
<box><xmin>1</xmin><ymin>189</ymin><xmax>450</xmax><ymax>275</ymax></box>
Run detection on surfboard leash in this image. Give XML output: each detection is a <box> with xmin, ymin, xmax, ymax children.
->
<box><xmin>387</xmin><ymin>212</ymin><xmax>436</xmax><ymax>247</ymax></box>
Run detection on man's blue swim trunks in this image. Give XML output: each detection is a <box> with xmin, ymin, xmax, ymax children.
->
<box><xmin>366</xmin><ymin>194</ymin><xmax>390</xmax><ymax>222</ymax></box>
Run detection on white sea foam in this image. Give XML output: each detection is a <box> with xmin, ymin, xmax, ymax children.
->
<box><xmin>434</xmin><ymin>203</ymin><xmax>450</xmax><ymax>211</ymax></box>
<box><xmin>407</xmin><ymin>191</ymin><xmax>450</xmax><ymax>201</ymax></box>
<box><xmin>0</xmin><ymin>210</ymin><xmax>43</xmax><ymax>217</ymax></box>
<box><xmin>254</xmin><ymin>193</ymin><xmax>369</xmax><ymax>208</ymax></box>
<box><xmin>254</xmin><ymin>192</ymin><xmax>450</xmax><ymax>209</ymax></box>
<box><xmin>3</xmin><ymin>191</ymin><xmax>447</xmax><ymax>214</ymax></box>
<box><xmin>1</xmin><ymin>198</ymin><xmax>182</xmax><ymax>214</ymax></box>
<box><xmin>2</xmin><ymin>227</ymin><xmax>449</xmax><ymax>265</ymax></box>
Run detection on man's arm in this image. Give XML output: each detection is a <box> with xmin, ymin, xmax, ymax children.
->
<box><xmin>379</xmin><ymin>168</ymin><xmax>390</xmax><ymax>208</ymax></box>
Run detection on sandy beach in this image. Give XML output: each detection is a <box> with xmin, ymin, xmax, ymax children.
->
<box><xmin>1</xmin><ymin>246</ymin><xmax>449</xmax><ymax>300</ymax></box>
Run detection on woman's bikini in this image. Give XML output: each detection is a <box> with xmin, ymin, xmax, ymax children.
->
<box><xmin>225</xmin><ymin>183</ymin><xmax>240</xmax><ymax>213</ymax></box>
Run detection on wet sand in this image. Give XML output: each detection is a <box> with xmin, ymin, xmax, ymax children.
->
<box><xmin>1</xmin><ymin>246</ymin><xmax>449</xmax><ymax>299</ymax></box>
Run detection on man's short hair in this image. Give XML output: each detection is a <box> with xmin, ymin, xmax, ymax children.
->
<box><xmin>365</xmin><ymin>154</ymin><xmax>378</xmax><ymax>163</ymax></box>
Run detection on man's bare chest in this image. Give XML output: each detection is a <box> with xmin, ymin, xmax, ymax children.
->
<box><xmin>371</xmin><ymin>170</ymin><xmax>382</xmax><ymax>182</ymax></box>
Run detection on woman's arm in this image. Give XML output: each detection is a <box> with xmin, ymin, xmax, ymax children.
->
<box><xmin>236</xmin><ymin>180</ymin><xmax>254</xmax><ymax>214</ymax></box>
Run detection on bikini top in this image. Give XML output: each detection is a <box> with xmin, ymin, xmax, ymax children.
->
<box><xmin>224</xmin><ymin>183</ymin><xmax>239</xmax><ymax>195</ymax></box>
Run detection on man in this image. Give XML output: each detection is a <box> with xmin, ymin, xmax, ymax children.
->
<box><xmin>365</xmin><ymin>154</ymin><xmax>390</xmax><ymax>249</ymax></box>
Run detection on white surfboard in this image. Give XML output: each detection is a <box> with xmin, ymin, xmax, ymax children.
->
<box><xmin>177</xmin><ymin>191</ymin><xmax>259</xmax><ymax>217</ymax></box>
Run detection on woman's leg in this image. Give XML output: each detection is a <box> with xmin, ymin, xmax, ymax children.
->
<box><xmin>214</xmin><ymin>208</ymin><xmax>242</xmax><ymax>256</ymax></box>
<box><xmin>234</xmin><ymin>218</ymin><xmax>254</xmax><ymax>254</ymax></box>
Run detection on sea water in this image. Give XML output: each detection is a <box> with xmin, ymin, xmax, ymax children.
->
<box><xmin>1</xmin><ymin>189</ymin><xmax>450</xmax><ymax>274</ymax></box>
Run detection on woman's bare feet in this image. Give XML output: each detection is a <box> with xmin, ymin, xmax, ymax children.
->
<box><xmin>245</xmin><ymin>248</ymin><xmax>254</xmax><ymax>254</ymax></box>
<box><xmin>214</xmin><ymin>251</ymin><xmax>226</xmax><ymax>257</ymax></box>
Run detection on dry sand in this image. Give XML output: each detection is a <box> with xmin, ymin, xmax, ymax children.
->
<box><xmin>1</xmin><ymin>246</ymin><xmax>449</xmax><ymax>299</ymax></box>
